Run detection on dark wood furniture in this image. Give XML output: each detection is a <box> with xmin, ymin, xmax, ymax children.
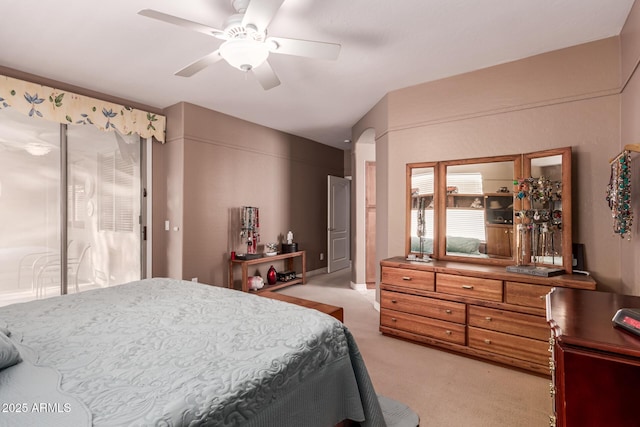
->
<box><xmin>380</xmin><ymin>257</ymin><xmax>596</xmax><ymax>375</ymax></box>
<box><xmin>228</xmin><ymin>250</ymin><xmax>306</xmax><ymax>293</ymax></box>
<box><xmin>547</xmin><ymin>288</ymin><xmax>640</xmax><ymax>427</ymax></box>
<box><xmin>258</xmin><ymin>291</ymin><xmax>344</xmax><ymax>322</ymax></box>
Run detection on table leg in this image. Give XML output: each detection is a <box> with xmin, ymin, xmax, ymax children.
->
<box><xmin>241</xmin><ymin>264</ymin><xmax>249</xmax><ymax>292</ymax></box>
<box><xmin>302</xmin><ymin>251</ymin><xmax>306</xmax><ymax>284</ymax></box>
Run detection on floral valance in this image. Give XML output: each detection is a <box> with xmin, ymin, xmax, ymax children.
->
<box><xmin>0</xmin><ymin>74</ymin><xmax>165</xmax><ymax>142</ymax></box>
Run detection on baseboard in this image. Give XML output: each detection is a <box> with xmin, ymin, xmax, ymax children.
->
<box><xmin>350</xmin><ymin>281</ymin><xmax>368</xmax><ymax>292</ymax></box>
<box><xmin>306</xmin><ymin>267</ymin><xmax>328</xmax><ymax>277</ymax></box>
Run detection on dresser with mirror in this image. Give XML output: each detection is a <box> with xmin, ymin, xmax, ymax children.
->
<box><xmin>381</xmin><ymin>146</ymin><xmax>596</xmax><ymax>375</ymax></box>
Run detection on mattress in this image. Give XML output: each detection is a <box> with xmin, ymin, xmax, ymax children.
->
<box><xmin>0</xmin><ymin>278</ymin><xmax>385</xmax><ymax>426</ymax></box>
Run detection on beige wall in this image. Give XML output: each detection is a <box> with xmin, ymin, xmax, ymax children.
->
<box><xmin>153</xmin><ymin>102</ymin><xmax>344</xmax><ymax>286</ymax></box>
<box><xmin>352</xmin><ymin>96</ymin><xmax>389</xmax><ymax>290</ymax></box>
<box><xmin>151</xmin><ymin>103</ymin><xmax>186</xmax><ymax>279</ymax></box>
<box><xmin>359</xmin><ymin>36</ymin><xmax>634</xmax><ymax>294</ymax></box>
<box><xmin>350</xmin><ymin>129</ymin><xmax>376</xmax><ymax>287</ymax></box>
<box><xmin>620</xmin><ymin>2</ymin><xmax>640</xmax><ymax>295</ymax></box>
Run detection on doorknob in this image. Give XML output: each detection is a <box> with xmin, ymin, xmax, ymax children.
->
<box><xmin>328</xmin><ymin>228</ymin><xmax>336</xmax><ymax>231</ymax></box>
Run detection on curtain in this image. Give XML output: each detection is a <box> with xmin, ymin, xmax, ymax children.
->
<box><xmin>0</xmin><ymin>74</ymin><xmax>165</xmax><ymax>142</ymax></box>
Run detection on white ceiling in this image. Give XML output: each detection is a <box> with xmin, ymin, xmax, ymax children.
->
<box><xmin>0</xmin><ymin>0</ymin><xmax>634</xmax><ymax>150</ymax></box>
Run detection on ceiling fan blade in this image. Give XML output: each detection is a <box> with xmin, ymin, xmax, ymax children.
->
<box><xmin>241</xmin><ymin>0</ymin><xmax>285</xmax><ymax>33</ymax></box>
<box><xmin>175</xmin><ymin>50</ymin><xmax>223</xmax><ymax>77</ymax></box>
<box><xmin>138</xmin><ymin>9</ymin><xmax>224</xmax><ymax>37</ymax></box>
<box><xmin>252</xmin><ymin>60</ymin><xmax>281</xmax><ymax>90</ymax></box>
<box><xmin>267</xmin><ymin>37</ymin><xmax>341</xmax><ymax>60</ymax></box>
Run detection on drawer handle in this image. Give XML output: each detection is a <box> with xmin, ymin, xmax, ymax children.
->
<box><xmin>402</xmin><ymin>276</ymin><xmax>412</xmax><ymax>281</ymax></box>
<box><xmin>445</xmin><ymin>309</ymin><xmax>452</xmax><ymax>314</ymax></box>
<box><xmin>485</xmin><ymin>316</ymin><xmax>492</xmax><ymax>321</ymax></box>
<box><xmin>445</xmin><ymin>330</ymin><xmax>452</xmax><ymax>335</ymax></box>
<box><xmin>539</xmin><ymin>295</ymin><xmax>546</xmax><ymax>300</ymax></box>
<box><xmin>391</xmin><ymin>299</ymin><xmax>397</xmax><ymax>303</ymax></box>
<box><xmin>462</xmin><ymin>285</ymin><xmax>474</xmax><ymax>290</ymax></box>
<box><xmin>484</xmin><ymin>339</ymin><xmax>491</xmax><ymax>344</ymax></box>
<box><xmin>391</xmin><ymin>318</ymin><xmax>397</xmax><ymax>322</ymax></box>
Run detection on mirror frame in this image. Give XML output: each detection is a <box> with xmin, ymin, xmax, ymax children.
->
<box><xmin>405</xmin><ymin>162</ymin><xmax>439</xmax><ymax>258</ymax></box>
<box><xmin>437</xmin><ymin>154</ymin><xmax>521</xmax><ymax>267</ymax></box>
<box><xmin>523</xmin><ymin>146</ymin><xmax>572</xmax><ymax>273</ymax></box>
<box><xmin>406</xmin><ymin>147</ymin><xmax>572</xmax><ymax>272</ymax></box>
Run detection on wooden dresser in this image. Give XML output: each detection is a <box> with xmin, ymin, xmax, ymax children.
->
<box><xmin>379</xmin><ymin>257</ymin><xmax>596</xmax><ymax>375</ymax></box>
<box><xmin>547</xmin><ymin>288</ymin><xmax>640</xmax><ymax>427</ymax></box>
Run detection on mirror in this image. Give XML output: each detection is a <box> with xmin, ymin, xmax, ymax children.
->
<box><xmin>521</xmin><ymin>147</ymin><xmax>572</xmax><ymax>272</ymax></box>
<box><xmin>406</xmin><ymin>147</ymin><xmax>572</xmax><ymax>272</ymax></box>
<box><xmin>440</xmin><ymin>155</ymin><xmax>519</xmax><ymax>263</ymax></box>
<box><xmin>406</xmin><ymin>163</ymin><xmax>436</xmax><ymax>261</ymax></box>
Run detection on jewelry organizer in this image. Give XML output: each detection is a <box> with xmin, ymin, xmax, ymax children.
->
<box><xmin>509</xmin><ymin>176</ymin><xmax>564</xmax><ymax>275</ymax></box>
<box><xmin>607</xmin><ymin>144</ymin><xmax>640</xmax><ymax>239</ymax></box>
<box><xmin>240</xmin><ymin>206</ymin><xmax>260</xmax><ymax>255</ymax></box>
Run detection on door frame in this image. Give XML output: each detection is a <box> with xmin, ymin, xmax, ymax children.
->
<box><xmin>365</xmin><ymin>161</ymin><xmax>376</xmax><ymax>285</ymax></box>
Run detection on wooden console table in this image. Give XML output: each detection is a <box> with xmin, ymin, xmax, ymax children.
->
<box><xmin>228</xmin><ymin>250</ymin><xmax>306</xmax><ymax>293</ymax></box>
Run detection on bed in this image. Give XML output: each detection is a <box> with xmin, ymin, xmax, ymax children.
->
<box><xmin>0</xmin><ymin>278</ymin><xmax>385</xmax><ymax>426</ymax></box>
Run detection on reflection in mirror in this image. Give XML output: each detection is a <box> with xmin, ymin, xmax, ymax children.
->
<box><xmin>444</xmin><ymin>160</ymin><xmax>515</xmax><ymax>260</ymax></box>
<box><xmin>516</xmin><ymin>155</ymin><xmax>563</xmax><ymax>267</ymax></box>
<box><xmin>408</xmin><ymin>165</ymin><xmax>435</xmax><ymax>260</ymax></box>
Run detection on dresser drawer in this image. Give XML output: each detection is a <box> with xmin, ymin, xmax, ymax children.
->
<box><xmin>381</xmin><ymin>308</ymin><xmax>466</xmax><ymax>345</ymax></box>
<box><xmin>468</xmin><ymin>306</ymin><xmax>549</xmax><ymax>340</ymax></box>
<box><xmin>436</xmin><ymin>273</ymin><xmax>503</xmax><ymax>302</ymax></box>
<box><xmin>381</xmin><ymin>290</ymin><xmax>466</xmax><ymax>323</ymax></box>
<box><xmin>468</xmin><ymin>327</ymin><xmax>549</xmax><ymax>365</ymax></box>
<box><xmin>505</xmin><ymin>282</ymin><xmax>553</xmax><ymax>309</ymax></box>
<box><xmin>382</xmin><ymin>267</ymin><xmax>435</xmax><ymax>291</ymax></box>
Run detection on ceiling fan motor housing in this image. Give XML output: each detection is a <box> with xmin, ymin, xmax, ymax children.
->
<box><xmin>218</xmin><ymin>12</ymin><xmax>269</xmax><ymax>71</ymax></box>
<box><xmin>218</xmin><ymin>13</ymin><xmax>265</xmax><ymax>42</ymax></box>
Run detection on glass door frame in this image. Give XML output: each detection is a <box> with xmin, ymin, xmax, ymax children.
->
<box><xmin>57</xmin><ymin>124</ymin><xmax>147</xmax><ymax>296</ymax></box>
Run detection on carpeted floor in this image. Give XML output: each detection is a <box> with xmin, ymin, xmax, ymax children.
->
<box><xmin>277</xmin><ymin>269</ymin><xmax>551</xmax><ymax>427</ymax></box>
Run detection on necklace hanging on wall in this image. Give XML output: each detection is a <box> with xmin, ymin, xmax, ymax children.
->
<box><xmin>606</xmin><ymin>149</ymin><xmax>633</xmax><ymax>239</ymax></box>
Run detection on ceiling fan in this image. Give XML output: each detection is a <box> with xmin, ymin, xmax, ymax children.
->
<box><xmin>138</xmin><ymin>0</ymin><xmax>341</xmax><ymax>90</ymax></box>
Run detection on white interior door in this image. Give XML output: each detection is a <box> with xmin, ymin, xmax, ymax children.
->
<box><xmin>328</xmin><ymin>176</ymin><xmax>350</xmax><ymax>273</ymax></box>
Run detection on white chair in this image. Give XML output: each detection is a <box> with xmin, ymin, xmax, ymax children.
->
<box><xmin>17</xmin><ymin>240</ymin><xmax>73</xmax><ymax>291</ymax></box>
<box><xmin>35</xmin><ymin>245</ymin><xmax>91</xmax><ymax>298</ymax></box>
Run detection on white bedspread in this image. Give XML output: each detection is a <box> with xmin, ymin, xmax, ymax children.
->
<box><xmin>0</xmin><ymin>278</ymin><xmax>385</xmax><ymax>426</ymax></box>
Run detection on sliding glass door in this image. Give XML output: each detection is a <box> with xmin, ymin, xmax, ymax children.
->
<box><xmin>66</xmin><ymin>125</ymin><xmax>142</xmax><ymax>291</ymax></box>
<box><xmin>0</xmin><ymin>109</ymin><xmax>143</xmax><ymax>306</ymax></box>
<box><xmin>0</xmin><ymin>108</ymin><xmax>61</xmax><ymax>304</ymax></box>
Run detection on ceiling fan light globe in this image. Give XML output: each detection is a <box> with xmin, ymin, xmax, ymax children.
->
<box><xmin>219</xmin><ymin>38</ymin><xmax>270</xmax><ymax>71</ymax></box>
<box><xmin>24</xmin><ymin>142</ymin><xmax>52</xmax><ymax>156</ymax></box>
